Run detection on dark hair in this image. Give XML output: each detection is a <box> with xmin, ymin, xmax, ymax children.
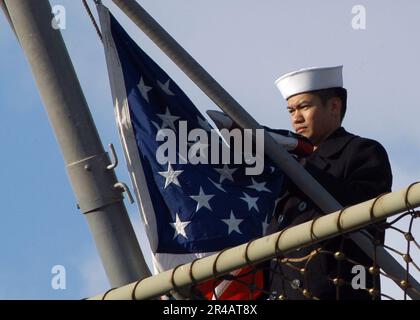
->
<box><xmin>311</xmin><ymin>87</ymin><xmax>347</xmax><ymax>122</ymax></box>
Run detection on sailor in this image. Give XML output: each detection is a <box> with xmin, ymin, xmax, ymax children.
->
<box><xmin>270</xmin><ymin>66</ymin><xmax>393</xmax><ymax>300</ymax></box>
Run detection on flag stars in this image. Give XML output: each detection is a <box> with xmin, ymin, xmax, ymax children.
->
<box><xmin>214</xmin><ymin>165</ymin><xmax>237</xmax><ymax>183</ymax></box>
<box><xmin>170</xmin><ymin>213</ymin><xmax>191</xmax><ymax>239</ymax></box>
<box><xmin>157</xmin><ymin>79</ymin><xmax>175</xmax><ymax>96</ymax></box>
<box><xmin>222</xmin><ymin>211</ymin><xmax>243</xmax><ymax>235</ymax></box>
<box><xmin>246</xmin><ymin>178</ymin><xmax>271</xmax><ymax>192</ymax></box>
<box><xmin>190</xmin><ymin>187</ymin><xmax>214</xmax><ymax>212</ymax></box>
<box><xmin>137</xmin><ymin>77</ymin><xmax>153</xmax><ymax>103</ymax></box>
<box><xmin>106</xmin><ymin>17</ymin><xmax>288</xmax><ymax>253</ymax></box>
<box><xmin>240</xmin><ymin>192</ymin><xmax>259</xmax><ymax>212</ymax></box>
<box><xmin>157</xmin><ymin>107</ymin><xmax>180</xmax><ymax>131</ymax></box>
<box><xmin>158</xmin><ymin>163</ymin><xmax>183</xmax><ymax>189</ymax></box>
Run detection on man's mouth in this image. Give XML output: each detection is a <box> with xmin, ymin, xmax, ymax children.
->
<box><xmin>296</xmin><ymin>127</ymin><xmax>306</xmax><ymax>134</ymax></box>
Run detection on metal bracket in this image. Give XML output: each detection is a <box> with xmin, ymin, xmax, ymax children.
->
<box><xmin>114</xmin><ymin>182</ymin><xmax>134</xmax><ymax>204</ymax></box>
<box><xmin>67</xmin><ymin>152</ymin><xmax>123</xmax><ymax>214</ymax></box>
<box><xmin>106</xmin><ymin>143</ymin><xmax>119</xmax><ymax>170</ymax></box>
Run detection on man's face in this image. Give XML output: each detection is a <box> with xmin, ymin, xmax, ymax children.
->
<box><xmin>286</xmin><ymin>92</ymin><xmax>340</xmax><ymax>147</ymax></box>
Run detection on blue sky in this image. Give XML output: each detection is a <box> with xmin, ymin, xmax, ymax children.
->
<box><xmin>0</xmin><ymin>0</ymin><xmax>419</xmax><ymax>299</ymax></box>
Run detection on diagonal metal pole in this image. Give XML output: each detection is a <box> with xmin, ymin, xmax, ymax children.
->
<box><xmin>3</xmin><ymin>0</ymin><xmax>150</xmax><ymax>289</ymax></box>
<box><xmin>110</xmin><ymin>0</ymin><xmax>418</xmax><ymax>298</ymax></box>
<box><xmin>0</xmin><ymin>0</ymin><xmax>17</xmax><ymax>38</ymax></box>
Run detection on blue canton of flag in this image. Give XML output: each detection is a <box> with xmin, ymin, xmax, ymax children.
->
<box><xmin>98</xmin><ymin>5</ymin><xmax>285</xmax><ymax>273</ymax></box>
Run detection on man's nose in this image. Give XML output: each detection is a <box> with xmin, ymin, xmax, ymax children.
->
<box><xmin>292</xmin><ymin>110</ymin><xmax>304</xmax><ymax>124</ymax></box>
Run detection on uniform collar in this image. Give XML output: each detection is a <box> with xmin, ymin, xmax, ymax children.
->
<box><xmin>313</xmin><ymin>127</ymin><xmax>356</xmax><ymax>158</ymax></box>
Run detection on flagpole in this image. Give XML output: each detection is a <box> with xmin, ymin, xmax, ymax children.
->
<box><xmin>3</xmin><ymin>0</ymin><xmax>150</xmax><ymax>289</ymax></box>
<box><xmin>110</xmin><ymin>0</ymin><xmax>418</xmax><ymax>297</ymax></box>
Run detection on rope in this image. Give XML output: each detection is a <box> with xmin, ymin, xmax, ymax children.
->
<box><xmin>82</xmin><ymin>0</ymin><xmax>102</xmax><ymax>41</ymax></box>
<box><xmin>248</xmin><ymin>199</ymin><xmax>418</xmax><ymax>300</ymax></box>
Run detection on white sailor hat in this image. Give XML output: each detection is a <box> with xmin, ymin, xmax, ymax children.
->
<box><xmin>275</xmin><ymin>66</ymin><xmax>343</xmax><ymax>100</ymax></box>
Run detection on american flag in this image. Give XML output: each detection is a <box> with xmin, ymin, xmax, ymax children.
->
<box><xmin>98</xmin><ymin>4</ymin><xmax>310</xmax><ymax>299</ymax></box>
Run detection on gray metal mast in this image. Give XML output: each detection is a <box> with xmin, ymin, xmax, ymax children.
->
<box><xmin>3</xmin><ymin>0</ymin><xmax>150</xmax><ymax>288</ymax></box>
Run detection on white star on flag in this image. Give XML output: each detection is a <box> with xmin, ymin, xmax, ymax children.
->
<box><xmin>158</xmin><ymin>163</ymin><xmax>183</xmax><ymax>189</ymax></box>
<box><xmin>240</xmin><ymin>192</ymin><xmax>259</xmax><ymax>212</ymax></box>
<box><xmin>190</xmin><ymin>187</ymin><xmax>214</xmax><ymax>212</ymax></box>
<box><xmin>137</xmin><ymin>77</ymin><xmax>152</xmax><ymax>102</ymax></box>
<box><xmin>246</xmin><ymin>178</ymin><xmax>271</xmax><ymax>192</ymax></box>
<box><xmin>222</xmin><ymin>211</ymin><xmax>243</xmax><ymax>235</ymax></box>
<box><xmin>157</xmin><ymin>79</ymin><xmax>175</xmax><ymax>96</ymax></box>
<box><xmin>157</xmin><ymin>107</ymin><xmax>180</xmax><ymax>131</ymax></box>
<box><xmin>170</xmin><ymin>213</ymin><xmax>191</xmax><ymax>239</ymax></box>
<box><xmin>214</xmin><ymin>165</ymin><xmax>237</xmax><ymax>183</ymax></box>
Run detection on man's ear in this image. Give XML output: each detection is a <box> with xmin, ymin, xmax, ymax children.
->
<box><xmin>329</xmin><ymin>97</ymin><xmax>342</xmax><ymax>120</ymax></box>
